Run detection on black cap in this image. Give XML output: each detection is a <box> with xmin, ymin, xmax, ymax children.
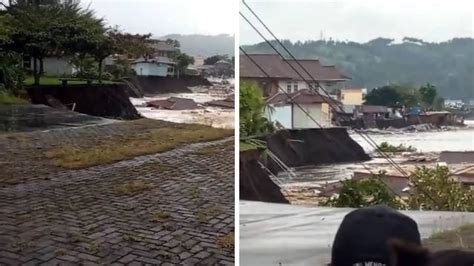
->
<box><xmin>331</xmin><ymin>206</ymin><xmax>421</xmax><ymax>266</ymax></box>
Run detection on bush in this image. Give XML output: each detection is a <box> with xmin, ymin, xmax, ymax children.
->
<box><xmin>408</xmin><ymin>166</ymin><xmax>474</xmax><ymax>211</ymax></box>
<box><xmin>322</xmin><ymin>172</ymin><xmax>402</xmax><ymax>209</ymax></box>
<box><xmin>239</xmin><ymin>81</ymin><xmax>274</xmax><ymax>137</ymax></box>
<box><xmin>378</xmin><ymin>141</ymin><xmax>416</xmax><ymax>153</ymax></box>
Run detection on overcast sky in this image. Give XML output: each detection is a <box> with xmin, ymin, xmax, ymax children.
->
<box><xmin>240</xmin><ymin>0</ymin><xmax>474</xmax><ymax>44</ymax></box>
<box><xmin>81</xmin><ymin>0</ymin><xmax>235</xmax><ymax>37</ymax></box>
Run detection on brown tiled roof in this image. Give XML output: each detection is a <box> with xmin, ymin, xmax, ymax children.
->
<box><xmin>266</xmin><ymin>89</ymin><xmax>339</xmax><ymax>106</ymax></box>
<box><xmin>240</xmin><ymin>54</ymin><xmax>350</xmax><ymax>81</ymax></box>
<box><xmin>240</xmin><ymin>54</ymin><xmax>291</xmax><ymax>79</ymax></box>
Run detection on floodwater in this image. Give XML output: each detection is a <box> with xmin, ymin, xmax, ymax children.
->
<box><xmin>278</xmin><ymin>121</ymin><xmax>474</xmax><ymax>198</ymax></box>
<box><xmin>130</xmin><ymin>81</ymin><xmax>234</xmax><ymax>129</ymax></box>
<box><xmin>351</xmin><ymin>123</ymin><xmax>474</xmax><ymax>153</ymax></box>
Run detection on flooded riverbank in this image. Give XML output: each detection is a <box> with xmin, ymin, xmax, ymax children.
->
<box><xmin>278</xmin><ymin>121</ymin><xmax>474</xmax><ymax>205</ymax></box>
<box><xmin>130</xmin><ymin>79</ymin><xmax>234</xmax><ymax>129</ymax></box>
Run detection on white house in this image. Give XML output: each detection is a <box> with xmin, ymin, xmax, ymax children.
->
<box><xmin>266</xmin><ymin>90</ymin><xmax>335</xmax><ymax>128</ymax></box>
<box><xmin>131</xmin><ymin>57</ymin><xmax>176</xmax><ymax>77</ymax></box>
<box><xmin>25</xmin><ymin>57</ymin><xmax>77</xmax><ymax>76</ymax></box>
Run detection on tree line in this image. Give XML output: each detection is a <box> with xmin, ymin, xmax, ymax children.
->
<box><xmin>364</xmin><ymin>83</ymin><xmax>443</xmax><ymax>110</ymax></box>
<box><xmin>0</xmin><ymin>0</ymin><xmax>195</xmax><ymax>93</ymax></box>
<box><xmin>242</xmin><ymin>37</ymin><xmax>474</xmax><ymax>100</ymax></box>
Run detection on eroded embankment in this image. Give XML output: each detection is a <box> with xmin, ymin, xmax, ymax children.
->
<box><xmin>263</xmin><ymin>128</ymin><xmax>370</xmax><ymax>174</ymax></box>
<box><xmin>27</xmin><ymin>84</ymin><xmax>141</xmax><ymax>120</ymax></box>
<box><xmin>127</xmin><ymin>76</ymin><xmax>212</xmax><ymax>95</ymax></box>
<box><xmin>240</xmin><ymin>128</ymin><xmax>369</xmax><ymax>203</ymax></box>
<box><xmin>240</xmin><ymin>149</ymin><xmax>289</xmax><ymax>203</ymax></box>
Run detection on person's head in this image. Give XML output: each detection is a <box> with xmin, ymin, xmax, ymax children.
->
<box><xmin>330</xmin><ymin>206</ymin><xmax>474</xmax><ymax>266</ymax></box>
<box><xmin>331</xmin><ymin>206</ymin><xmax>422</xmax><ymax>266</ymax></box>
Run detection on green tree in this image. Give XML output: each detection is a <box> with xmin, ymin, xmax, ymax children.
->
<box><xmin>2</xmin><ymin>0</ymin><xmax>104</xmax><ymax>84</ymax></box>
<box><xmin>408</xmin><ymin>166</ymin><xmax>474</xmax><ymax>212</ymax></box>
<box><xmin>165</xmin><ymin>38</ymin><xmax>180</xmax><ymax>48</ymax></box>
<box><xmin>204</xmin><ymin>54</ymin><xmax>229</xmax><ymax>65</ymax></box>
<box><xmin>419</xmin><ymin>83</ymin><xmax>437</xmax><ymax>108</ymax></box>
<box><xmin>364</xmin><ymin>86</ymin><xmax>402</xmax><ymax>106</ymax></box>
<box><xmin>239</xmin><ymin>81</ymin><xmax>274</xmax><ymax>136</ymax></box>
<box><xmin>89</xmin><ymin>33</ymin><xmax>116</xmax><ymax>83</ymax></box>
<box><xmin>174</xmin><ymin>52</ymin><xmax>194</xmax><ymax>78</ymax></box>
<box><xmin>109</xmin><ymin>30</ymin><xmax>155</xmax><ymax>59</ymax></box>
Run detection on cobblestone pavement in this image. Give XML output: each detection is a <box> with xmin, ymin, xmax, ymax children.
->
<box><xmin>0</xmin><ymin>123</ymin><xmax>234</xmax><ymax>265</ymax></box>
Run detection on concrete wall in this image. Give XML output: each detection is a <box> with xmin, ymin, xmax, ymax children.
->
<box><xmin>341</xmin><ymin>89</ymin><xmax>364</xmax><ymax>105</ymax></box>
<box><xmin>277</xmin><ymin>80</ymin><xmax>331</xmax><ymax>95</ymax></box>
<box><xmin>267</xmin><ymin>104</ymin><xmax>292</xmax><ymax>128</ymax></box>
<box><xmin>132</xmin><ymin>62</ymin><xmax>173</xmax><ymax>77</ymax></box>
<box><xmin>293</xmin><ymin>103</ymin><xmax>331</xmax><ymax>128</ymax></box>
<box><xmin>32</xmin><ymin>57</ymin><xmax>76</xmax><ymax>76</ymax></box>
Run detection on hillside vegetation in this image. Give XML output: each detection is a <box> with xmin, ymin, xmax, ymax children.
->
<box><xmin>161</xmin><ymin>34</ymin><xmax>234</xmax><ymax>58</ymax></box>
<box><xmin>242</xmin><ymin>37</ymin><xmax>474</xmax><ymax>99</ymax></box>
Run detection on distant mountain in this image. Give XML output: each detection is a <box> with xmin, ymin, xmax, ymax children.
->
<box><xmin>160</xmin><ymin>34</ymin><xmax>234</xmax><ymax>58</ymax></box>
<box><xmin>241</xmin><ymin>37</ymin><xmax>474</xmax><ymax>99</ymax></box>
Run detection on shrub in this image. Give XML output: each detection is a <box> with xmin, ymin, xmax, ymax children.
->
<box><xmin>378</xmin><ymin>141</ymin><xmax>416</xmax><ymax>153</ymax></box>
<box><xmin>239</xmin><ymin>81</ymin><xmax>274</xmax><ymax>137</ymax></box>
<box><xmin>408</xmin><ymin>165</ymin><xmax>474</xmax><ymax>211</ymax></box>
<box><xmin>322</xmin><ymin>172</ymin><xmax>402</xmax><ymax>209</ymax></box>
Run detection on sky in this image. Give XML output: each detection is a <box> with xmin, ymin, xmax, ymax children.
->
<box><xmin>240</xmin><ymin>0</ymin><xmax>474</xmax><ymax>45</ymax></box>
<box><xmin>81</xmin><ymin>0</ymin><xmax>236</xmax><ymax>37</ymax></box>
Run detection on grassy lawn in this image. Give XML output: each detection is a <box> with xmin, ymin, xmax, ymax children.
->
<box><xmin>423</xmin><ymin>223</ymin><xmax>474</xmax><ymax>251</ymax></box>
<box><xmin>0</xmin><ymin>90</ymin><xmax>29</xmax><ymax>105</ymax></box>
<box><xmin>45</xmin><ymin>119</ymin><xmax>233</xmax><ymax>169</ymax></box>
<box><xmin>24</xmin><ymin>76</ymin><xmax>121</xmax><ymax>86</ymax></box>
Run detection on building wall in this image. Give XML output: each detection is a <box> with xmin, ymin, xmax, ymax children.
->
<box><xmin>132</xmin><ymin>62</ymin><xmax>173</xmax><ymax>77</ymax></box>
<box><xmin>266</xmin><ymin>104</ymin><xmax>292</xmax><ymax>128</ymax></box>
<box><xmin>341</xmin><ymin>90</ymin><xmax>364</xmax><ymax>105</ymax></box>
<box><xmin>293</xmin><ymin>103</ymin><xmax>331</xmax><ymax>128</ymax></box>
<box><xmin>277</xmin><ymin>80</ymin><xmax>336</xmax><ymax>96</ymax></box>
<box><xmin>31</xmin><ymin>57</ymin><xmax>76</xmax><ymax>76</ymax></box>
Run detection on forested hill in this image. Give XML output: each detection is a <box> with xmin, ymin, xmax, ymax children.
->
<box><xmin>241</xmin><ymin>37</ymin><xmax>474</xmax><ymax>99</ymax></box>
<box><xmin>161</xmin><ymin>34</ymin><xmax>234</xmax><ymax>58</ymax></box>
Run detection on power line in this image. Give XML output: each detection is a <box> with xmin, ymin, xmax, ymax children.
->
<box><xmin>240</xmin><ymin>2</ymin><xmax>440</xmax><ymax>207</ymax></box>
<box><xmin>240</xmin><ymin>47</ymin><xmax>404</xmax><ymax>199</ymax></box>
<box><xmin>240</xmin><ymin>3</ymin><xmax>410</xmax><ymax>180</ymax></box>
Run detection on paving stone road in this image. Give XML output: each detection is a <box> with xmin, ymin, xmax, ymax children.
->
<box><xmin>0</xmin><ymin>124</ymin><xmax>234</xmax><ymax>265</ymax></box>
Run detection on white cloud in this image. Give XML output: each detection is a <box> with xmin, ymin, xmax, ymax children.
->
<box><xmin>240</xmin><ymin>0</ymin><xmax>473</xmax><ymax>44</ymax></box>
<box><xmin>81</xmin><ymin>0</ymin><xmax>235</xmax><ymax>36</ymax></box>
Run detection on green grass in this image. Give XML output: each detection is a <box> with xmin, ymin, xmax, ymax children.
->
<box><xmin>0</xmin><ymin>90</ymin><xmax>29</xmax><ymax>105</ymax></box>
<box><xmin>45</xmin><ymin>119</ymin><xmax>233</xmax><ymax>169</ymax></box>
<box><xmin>24</xmin><ymin>76</ymin><xmax>120</xmax><ymax>86</ymax></box>
<box><xmin>240</xmin><ymin>141</ymin><xmax>257</xmax><ymax>152</ymax></box>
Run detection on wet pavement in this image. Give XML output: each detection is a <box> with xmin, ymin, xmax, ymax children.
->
<box><xmin>0</xmin><ymin>121</ymin><xmax>234</xmax><ymax>265</ymax></box>
<box><xmin>240</xmin><ymin>201</ymin><xmax>474</xmax><ymax>266</ymax></box>
<box><xmin>0</xmin><ymin>104</ymin><xmax>115</xmax><ymax>133</ymax></box>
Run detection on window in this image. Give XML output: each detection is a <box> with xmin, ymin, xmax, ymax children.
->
<box><xmin>293</xmin><ymin>82</ymin><xmax>298</xmax><ymax>92</ymax></box>
<box><xmin>286</xmin><ymin>82</ymin><xmax>292</xmax><ymax>93</ymax></box>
